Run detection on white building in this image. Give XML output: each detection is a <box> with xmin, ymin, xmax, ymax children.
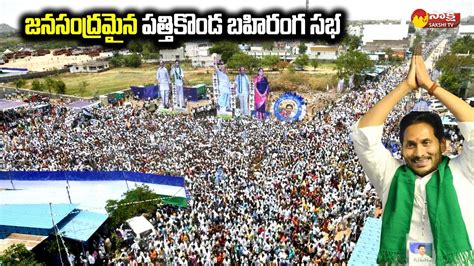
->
<box><xmin>250</xmin><ymin>46</ymin><xmax>263</xmax><ymax>52</ymax></box>
<box><xmin>306</xmin><ymin>45</ymin><xmax>340</xmax><ymax>60</ymax></box>
<box><xmin>361</xmin><ymin>22</ymin><xmax>410</xmax><ymax>52</ymax></box>
<box><xmin>361</xmin><ymin>22</ymin><xmax>409</xmax><ymax>45</ymax></box>
<box><xmin>184</xmin><ymin>42</ymin><xmax>216</xmax><ymax>67</ymax></box>
<box><xmin>69</xmin><ymin>61</ymin><xmax>109</xmax><ymax>73</ymax></box>
<box><xmin>184</xmin><ymin>42</ymin><xmax>211</xmax><ymax>58</ymax></box>
<box><xmin>244</xmin><ymin>49</ymin><xmax>295</xmax><ymax>60</ymax></box>
<box><xmin>159</xmin><ymin>47</ymin><xmax>185</xmax><ymax>62</ymax></box>
<box><xmin>458</xmin><ymin>25</ymin><xmax>474</xmax><ymax>37</ymax></box>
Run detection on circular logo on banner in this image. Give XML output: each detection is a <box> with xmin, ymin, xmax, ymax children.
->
<box><xmin>274</xmin><ymin>92</ymin><xmax>306</xmax><ymax>122</ymax></box>
<box><xmin>411</xmin><ymin>9</ymin><xmax>429</xmax><ymax>28</ymax></box>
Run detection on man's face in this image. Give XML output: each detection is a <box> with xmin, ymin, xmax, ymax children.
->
<box><xmin>418</xmin><ymin>246</ymin><xmax>426</xmax><ymax>256</ymax></box>
<box><xmin>175</xmin><ymin>61</ymin><xmax>179</xmax><ymax>67</ymax></box>
<box><xmin>401</xmin><ymin>122</ymin><xmax>446</xmax><ymax>177</ymax></box>
<box><xmin>240</xmin><ymin>67</ymin><xmax>245</xmax><ymax>75</ymax></box>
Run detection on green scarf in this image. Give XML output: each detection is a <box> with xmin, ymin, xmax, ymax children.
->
<box><xmin>377</xmin><ymin>156</ymin><xmax>473</xmax><ymax>265</ymax></box>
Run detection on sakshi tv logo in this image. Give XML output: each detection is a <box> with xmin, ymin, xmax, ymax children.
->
<box><xmin>411</xmin><ymin>9</ymin><xmax>460</xmax><ymax>28</ymax></box>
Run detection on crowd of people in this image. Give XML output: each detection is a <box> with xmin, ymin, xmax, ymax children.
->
<box><xmin>2</xmin><ymin>35</ymin><xmax>461</xmax><ymax>265</ymax></box>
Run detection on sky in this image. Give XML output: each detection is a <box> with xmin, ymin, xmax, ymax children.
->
<box><xmin>1</xmin><ymin>0</ymin><xmax>472</xmax><ymax>29</ymax></box>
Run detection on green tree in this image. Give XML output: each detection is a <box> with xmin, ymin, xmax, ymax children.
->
<box><xmin>450</xmin><ymin>35</ymin><xmax>474</xmax><ymax>54</ymax></box>
<box><xmin>435</xmin><ymin>53</ymin><xmax>473</xmax><ymax>96</ymax></box>
<box><xmin>0</xmin><ymin>243</ymin><xmax>43</xmax><ymax>265</ymax></box>
<box><xmin>142</xmin><ymin>40</ymin><xmax>160</xmax><ymax>60</ymax></box>
<box><xmin>78</xmin><ymin>80</ymin><xmax>89</xmax><ymax>96</ymax></box>
<box><xmin>439</xmin><ymin>72</ymin><xmax>465</xmax><ymax>96</ymax></box>
<box><xmin>227</xmin><ymin>52</ymin><xmax>260</xmax><ymax>72</ymax></box>
<box><xmin>110</xmin><ymin>53</ymin><xmax>124</xmax><ymax>67</ymax></box>
<box><xmin>335</xmin><ymin>50</ymin><xmax>374</xmax><ymax>80</ymax></box>
<box><xmin>54</xmin><ymin>79</ymin><xmax>66</xmax><ymax>94</ymax></box>
<box><xmin>261</xmin><ymin>41</ymin><xmax>274</xmax><ymax>51</ymax></box>
<box><xmin>105</xmin><ymin>184</ymin><xmax>161</xmax><ymax>227</ymax></box>
<box><xmin>14</xmin><ymin>79</ymin><xmax>26</xmax><ymax>89</ymax></box>
<box><xmin>298</xmin><ymin>43</ymin><xmax>307</xmax><ymax>54</ymax></box>
<box><xmin>342</xmin><ymin>33</ymin><xmax>361</xmax><ymax>51</ymax></box>
<box><xmin>390</xmin><ymin>56</ymin><xmax>403</xmax><ymax>65</ymax></box>
<box><xmin>127</xmin><ymin>40</ymin><xmax>144</xmax><ymax>53</ymax></box>
<box><xmin>124</xmin><ymin>53</ymin><xmax>142</xmax><ymax>68</ymax></box>
<box><xmin>260</xmin><ymin>55</ymin><xmax>280</xmax><ymax>70</ymax></box>
<box><xmin>44</xmin><ymin>78</ymin><xmax>67</xmax><ymax>94</ymax></box>
<box><xmin>436</xmin><ymin>53</ymin><xmax>474</xmax><ymax>73</ymax></box>
<box><xmin>209</xmin><ymin>41</ymin><xmax>241</xmax><ymax>62</ymax></box>
<box><xmin>32</xmin><ymin>80</ymin><xmax>44</xmax><ymax>91</ymax></box>
<box><xmin>293</xmin><ymin>54</ymin><xmax>309</xmax><ymax>69</ymax></box>
<box><xmin>44</xmin><ymin>77</ymin><xmax>56</xmax><ymax>94</ymax></box>
<box><xmin>384</xmin><ymin>48</ymin><xmax>394</xmax><ymax>61</ymax></box>
<box><xmin>310</xmin><ymin>59</ymin><xmax>319</xmax><ymax>70</ymax></box>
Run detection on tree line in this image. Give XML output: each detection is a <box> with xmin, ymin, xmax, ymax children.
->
<box><xmin>436</xmin><ymin>35</ymin><xmax>474</xmax><ymax>97</ymax></box>
<box><xmin>15</xmin><ymin>77</ymin><xmax>67</xmax><ymax>94</ymax></box>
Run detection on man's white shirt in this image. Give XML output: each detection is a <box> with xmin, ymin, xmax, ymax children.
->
<box><xmin>156</xmin><ymin>67</ymin><xmax>170</xmax><ymax>90</ymax></box>
<box><xmin>171</xmin><ymin>67</ymin><xmax>184</xmax><ymax>86</ymax></box>
<box><xmin>352</xmin><ymin>121</ymin><xmax>474</xmax><ymax>262</ymax></box>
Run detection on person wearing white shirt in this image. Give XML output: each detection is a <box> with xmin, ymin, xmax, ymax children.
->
<box><xmin>156</xmin><ymin>61</ymin><xmax>171</xmax><ymax>108</ymax></box>
<box><xmin>234</xmin><ymin>66</ymin><xmax>250</xmax><ymax>116</ymax></box>
<box><xmin>213</xmin><ymin>61</ymin><xmax>231</xmax><ymax>112</ymax></box>
<box><xmin>410</xmin><ymin>244</ymin><xmax>433</xmax><ymax>265</ymax></box>
<box><xmin>352</xmin><ymin>52</ymin><xmax>474</xmax><ymax>265</ymax></box>
<box><xmin>171</xmin><ymin>60</ymin><xmax>185</xmax><ymax>108</ymax></box>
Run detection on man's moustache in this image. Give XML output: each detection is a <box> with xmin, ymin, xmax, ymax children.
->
<box><xmin>411</xmin><ymin>156</ymin><xmax>431</xmax><ymax>162</ymax></box>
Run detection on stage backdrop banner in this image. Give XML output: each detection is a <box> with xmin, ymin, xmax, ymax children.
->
<box><xmin>1</xmin><ymin>171</ymin><xmax>188</xmax><ymax>207</ymax></box>
<box><xmin>131</xmin><ymin>85</ymin><xmax>160</xmax><ymax>100</ymax></box>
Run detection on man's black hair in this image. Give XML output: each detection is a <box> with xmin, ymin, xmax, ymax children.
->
<box><xmin>399</xmin><ymin>111</ymin><xmax>444</xmax><ymax>145</ymax></box>
<box><xmin>418</xmin><ymin>244</ymin><xmax>426</xmax><ymax>250</ymax></box>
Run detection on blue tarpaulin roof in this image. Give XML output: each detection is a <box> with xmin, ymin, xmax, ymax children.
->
<box><xmin>0</xmin><ymin>204</ymin><xmax>107</xmax><ymax>242</ymax></box>
<box><xmin>0</xmin><ymin>204</ymin><xmax>77</xmax><ymax>229</ymax></box>
<box><xmin>59</xmin><ymin>210</ymin><xmax>108</xmax><ymax>242</ymax></box>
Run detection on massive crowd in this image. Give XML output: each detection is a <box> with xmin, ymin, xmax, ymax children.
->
<box><xmin>2</xmin><ymin>36</ymin><xmax>460</xmax><ymax>265</ymax></box>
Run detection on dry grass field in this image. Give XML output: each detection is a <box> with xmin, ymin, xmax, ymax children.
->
<box><xmin>9</xmin><ymin>63</ymin><xmax>337</xmax><ymax>97</ymax></box>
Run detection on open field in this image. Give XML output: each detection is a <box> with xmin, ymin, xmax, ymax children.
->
<box><xmin>8</xmin><ymin>63</ymin><xmax>337</xmax><ymax>97</ymax></box>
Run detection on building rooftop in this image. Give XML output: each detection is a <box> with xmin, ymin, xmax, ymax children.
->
<box><xmin>0</xmin><ymin>203</ymin><xmax>77</xmax><ymax>229</ymax></box>
<box><xmin>362</xmin><ymin>23</ymin><xmax>409</xmax><ymax>44</ymax></box>
<box><xmin>458</xmin><ymin>25</ymin><xmax>474</xmax><ymax>34</ymax></box>
<box><xmin>58</xmin><ymin>210</ymin><xmax>108</xmax><ymax>242</ymax></box>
